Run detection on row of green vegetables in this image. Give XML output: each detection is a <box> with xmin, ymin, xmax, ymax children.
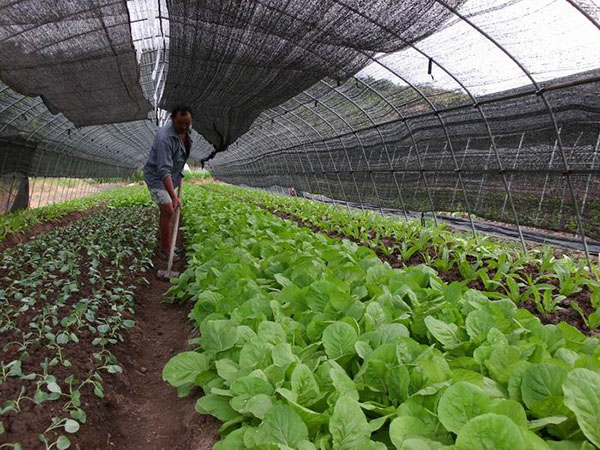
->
<box><xmin>0</xmin><ymin>184</ymin><xmax>150</xmax><ymax>241</ymax></box>
<box><xmin>208</xmin><ymin>183</ymin><xmax>600</xmax><ymax>330</ymax></box>
<box><xmin>1</xmin><ymin>188</ymin><xmax>155</xmax><ymax>449</ymax></box>
<box><xmin>163</xmin><ymin>185</ymin><xmax>600</xmax><ymax>449</ymax></box>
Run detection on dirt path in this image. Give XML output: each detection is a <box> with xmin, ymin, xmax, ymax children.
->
<box><xmin>75</xmin><ymin>229</ymin><xmax>220</xmax><ymax>449</ymax></box>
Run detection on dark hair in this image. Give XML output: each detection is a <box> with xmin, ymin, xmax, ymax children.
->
<box><xmin>171</xmin><ymin>105</ymin><xmax>193</xmax><ymax>117</ymax></box>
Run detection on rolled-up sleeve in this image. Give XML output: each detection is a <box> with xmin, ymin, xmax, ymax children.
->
<box><xmin>155</xmin><ymin>136</ymin><xmax>173</xmax><ymax>180</ymax></box>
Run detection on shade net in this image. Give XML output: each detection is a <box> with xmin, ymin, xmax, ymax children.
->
<box><xmin>161</xmin><ymin>0</ymin><xmax>463</xmax><ymax>151</ymax></box>
<box><xmin>0</xmin><ymin>0</ymin><xmax>598</xmax><ymax>244</ymax></box>
<box><xmin>0</xmin><ymin>0</ymin><xmax>152</xmax><ymax>127</ymax></box>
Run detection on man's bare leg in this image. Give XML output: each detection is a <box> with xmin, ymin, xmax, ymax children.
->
<box><xmin>159</xmin><ymin>202</ymin><xmax>174</xmax><ymax>253</ymax></box>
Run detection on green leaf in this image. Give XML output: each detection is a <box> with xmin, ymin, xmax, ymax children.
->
<box><xmin>562</xmin><ymin>368</ymin><xmax>600</xmax><ymax>447</ymax></box>
<box><xmin>455</xmin><ymin>413</ymin><xmax>525</xmax><ymax>450</ymax></box>
<box><xmin>545</xmin><ymin>440</ymin><xmax>596</xmax><ymax>449</ymax></box>
<box><xmin>329</xmin><ymin>396</ymin><xmax>371</xmax><ymax>449</ymax></box>
<box><xmin>258</xmin><ymin>405</ymin><xmax>309</xmax><ymax>447</ymax></box>
<box><xmin>291</xmin><ymin>364</ymin><xmax>320</xmax><ymax>406</ymax></box>
<box><xmin>328</xmin><ymin>363</ymin><xmax>358</xmax><ymax>401</ymax></box>
<box><xmin>272</xmin><ymin>343</ymin><xmax>296</xmax><ymax>367</ymax></box>
<box><xmin>438</xmin><ymin>381</ymin><xmax>492</xmax><ymax>434</ymax></box>
<box><xmin>390</xmin><ymin>416</ymin><xmax>449</xmax><ymax>449</ymax></box>
<box><xmin>244</xmin><ymin>394</ymin><xmax>273</xmax><ymax>419</ymax></box>
<box><xmin>213</xmin><ymin>428</ymin><xmax>246</xmax><ymax>450</ymax></box>
<box><xmin>200</xmin><ymin>320</ymin><xmax>238</xmax><ymax>353</ymax></box>
<box><xmin>162</xmin><ymin>351</ymin><xmax>209</xmax><ymax>387</ymax></box>
<box><xmin>195</xmin><ymin>394</ymin><xmax>239</xmax><ymax>421</ymax></box>
<box><xmin>521</xmin><ymin>363</ymin><xmax>568</xmax><ymax>418</ymax></box>
<box><xmin>527</xmin><ymin>416</ymin><xmax>568</xmax><ymax>431</ymax></box>
<box><xmin>107</xmin><ymin>364</ymin><xmax>122</xmax><ymax>374</ymax></box>
<box><xmin>47</xmin><ymin>382</ymin><xmax>62</xmax><ymax>394</ymax></box>
<box><xmin>275</xmin><ymin>274</ymin><xmax>292</xmax><ymax>287</ymax></box>
<box><xmin>355</xmin><ymin>341</ymin><xmax>373</xmax><ymax>360</ymax></box>
<box><xmin>258</xmin><ymin>321</ymin><xmax>287</xmax><ymax>346</ymax></box>
<box><xmin>322</xmin><ymin>322</ymin><xmax>358</xmax><ymax>359</ymax></box>
<box><xmin>56</xmin><ymin>435</ymin><xmax>71</xmax><ymax>449</ymax></box>
<box><xmin>231</xmin><ymin>375</ymin><xmax>273</xmax><ymax>397</ymax></box>
<box><xmin>424</xmin><ymin>316</ymin><xmax>463</xmax><ymax>350</ymax></box>
<box><xmin>239</xmin><ymin>338</ymin><xmax>272</xmax><ymax>369</ymax></box>
<box><xmin>465</xmin><ymin>309</ymin><xmax>495</xmax><ymax>342</ymax></box>
<box><xmin>64</xmin><ymin>419</ymin><xmax>80</xmax><ymax>434</ymax></box>
<box><xmin>215</xmin><ymin>358</ymin><xmax>239</xmax><ymax>384</ymax></box>
<box><xmin>490</xmin><ymin>399</ymin><xmax>527</xmax><ymax>428</ymax></box>
<box><xmin>485</xmin><ymin>345</ymin><xmax>522</xmax><ymax>384</ymax></box>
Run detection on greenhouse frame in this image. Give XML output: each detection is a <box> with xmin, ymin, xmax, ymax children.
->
<box><xmin>1</xmin><ymin>1</ymin><xmax>600</xmax><ymax>449</ymax></box>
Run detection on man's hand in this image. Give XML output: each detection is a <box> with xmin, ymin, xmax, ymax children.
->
<box><xmin>172</xmin><ymin>196</ymin><xmax>183</xmax><ymax>211</ymax></box>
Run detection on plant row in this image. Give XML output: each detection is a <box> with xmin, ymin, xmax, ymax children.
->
<box><xmin>208</xmin><ymin>183</ymin><xmax>600</xmax><ymax>333</ymax></box>
<box><xmin>163</xmin><ymin>184</ymin><xmax>600</xmax><ymax>449</ymax></box>
<box><xmin>1</xmin><ymin>189</ymin><xmax>155</xmax><ymax>449</ymax></box>
<box><xmin>0</xmin><ymin>185</ymin><xmax>151</xmax><ymax>241</ymax></box>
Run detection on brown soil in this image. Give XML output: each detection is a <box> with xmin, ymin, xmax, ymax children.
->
<box><xmin>0</xmin><ymin>205</ymin><xmax>104</xmax><ymax>254</ymax></box>
<box><xmin>75</xmin><ymin>235</ymin><xmax>220</xmax><ymax>450</ymax></box>
<box><xmin>0</xmin><ymin>209</ymin><xmax>220</xmax><ymax>449</ymax></box>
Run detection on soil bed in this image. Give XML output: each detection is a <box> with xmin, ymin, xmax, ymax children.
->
<box><xmin>263</xmin><ymin>206</ymin><xmax>596</xmax><ymax>335</ymax></box>
<box><xmin>75</xmin><ymin>231</ymin><xmax>220</xmax><ymax>450</ymax></box>
<box><xmin>0</xmin><ymin>208</ymin><xmax>219</xmax><ymax>449</ymax></box>
<box><xmin>0</xmin><ymin>205</ymin><xmax>104</xmax><ymax>254</ymax></box>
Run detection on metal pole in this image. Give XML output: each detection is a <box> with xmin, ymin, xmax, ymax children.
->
<box><xmin>557</xmin><ymin>132</ymin><xmax>584</xmax><ymax>225</ymax></box>
<box><xmin>501</xmin><ymin>133</ymin><xmax>525</xmax><ymax>217</ymax></box>
<box><xmin>536</xmin><ymin>133</ymin><xmax>560</xmax><ymax>224</ymax></box>
<box><xmin>474</xmin><ymin>144</ymin><xmax>494</xmax><ymax>212</ymax></box>
<box><xmin>581</xmin><ymin>131</ymin><xmax>600</xmax><ymax>215</ymax></box>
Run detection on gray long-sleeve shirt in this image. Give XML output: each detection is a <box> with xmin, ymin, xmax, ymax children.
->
<box><xmin>143</xmin><ymin>123</ymin><xmax>192</xmax><ymax>189</ymax></box>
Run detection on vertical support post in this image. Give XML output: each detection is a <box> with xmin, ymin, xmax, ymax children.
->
<box><xmin>59</xmin><ymin>158</ymin><xmax>74</xmax><ymax>203</ymax></box>
<box><xmin>536</xmin><ymin>131</ymin><xmax>560</xmax><ymax>224</ymax></box>
<box><xmin>581</xmin><ymin>131</ymin><xmax>600</xmax><ymax>215</ymax></box>
<box><xmin>386</xmin><ymin>143</ymin><xmax>409</xmax><ymax>221</ymax></box>
<box><xmin>327</xmin><ymin>140</ymin><xmax>352</xmax><ymax>211</ymax></box>
<box><xmin>558</xmin><ymin>132</ymin><xmax>584</xmax><ymax>224</ymax></box>
<box><xmin>474</xmin><ymin>144</ymin><xmax>494</xmax><ymax>212</ymax></box>
<box><xmin>51</xmin><ymin>155</ymin><xmax>63</xmax><ymax>205</ymax></box>
<box><xmin>452</xmin><ymin>139</ymin><xmax>470</xmax><ymax>208</ymax></box>
<box><xmin>501</xmin><ymin>133</ymin><xmax>525</xmax><ymax>217</ymax></box>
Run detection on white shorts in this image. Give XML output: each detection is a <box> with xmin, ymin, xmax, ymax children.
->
<box><xmin>148</xmin><ymin>187</ymin><xmax>171</xmax><ymax>204</ymax></box>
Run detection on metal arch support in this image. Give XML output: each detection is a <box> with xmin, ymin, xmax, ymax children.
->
<box><xmin>243</xmin><ymin>125</ymin><xmax>299</xmax><ymax>189</ymax></box>
<box><xmin>324</xmin><ymin>1</ymin><xmax>479</xmax><ymax>237</ymax></box>
<box><xmin>249</xmin><ymin>113</ymin><xmax>305</xmax><ymax>187</ymax></box>
<box><xmin>283</xmin><ymin>105</ymin><xmax>348</xmax><ymax>206</ymax></box>
<box><xmin>268</xmin><ymin>105</ymin><xmax>339</xmax><ymax>202</ymax></box>
<box><xmin>317</xmin><ymin>79</ymin><xmax>397</xmax><ymax>217</ymax></box>
<box><xmin>264</xmin><ymin>113</ymin><xmax>320</xmax><ymax>195</ymax></box>
<box><xmin>0</xmin><ymin>99</ymin><xmax>45</xmax><ymax>135</ymax></box>
<box><xmin>291</xmin><ymin>100</ymin><xmax>354</xmax><ymax>210</ymax></box>
<box><xmin>25</xmin><ymin>113</ymin><xmax>65</xmax><ymax>144</ymax></box>
<box><xmin>433</xmin><ymin>0</ymin><xmax>593</xmax><ymax>265</ymax></box>
<box><xmin>312</xmin><ymin>80</ymin><xmax>385</xmax><ymax>215</ymax></box>
<box><xmin>249</xmin><ymin>118</ymin><xmax>302</xmax><ymax>190</ymax></box>
<box><xmin>351</xmin><ymin>77</ymin><xmax>435</xmax><ymax>223</ymax></box>
<box><xmin>297</xmin><ymin>90</ymin><xmax>367</xmax><ymax>211</ymax></box>
<box><xmin>564</xmin><ymin>0</ymin><xmax>600</xmax><ymax>30</ymax></box>
<box><xmin>353</xmin><ymin>76</ymin><xmax>433</xmax><ymax>223</ymax></box>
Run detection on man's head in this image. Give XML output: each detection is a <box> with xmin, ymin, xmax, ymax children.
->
<box><xmin>171</xmin><ymin>105</ymin><xmax>192</xmax><ymax>135</ymax></box>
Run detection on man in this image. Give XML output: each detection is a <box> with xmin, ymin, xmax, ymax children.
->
<box><xmin>144</xmin><ymin>105</ymin><xmax>193</xmax><ymax>262</ymax></box>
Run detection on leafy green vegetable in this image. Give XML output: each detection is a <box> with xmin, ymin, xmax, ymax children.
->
<box><xmin>162</xmin><ymin>185</ymin><xmax>600</xmax><ymax>450</ymax></box>
<box><xmin>563</xmin><ymin>369</ymin><xmax>600</xmax><ymax>447</ymax></box>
